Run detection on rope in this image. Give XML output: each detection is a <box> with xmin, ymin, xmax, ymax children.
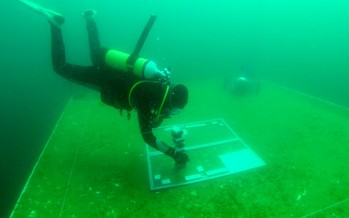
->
<box><xmin>59</xmin><ymin>102</ymin><xmax>92</xmax><ymax>217</ymax></box>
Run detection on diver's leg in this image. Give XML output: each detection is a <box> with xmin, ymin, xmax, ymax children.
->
<box><xmin>50</xmin><ymin>24</ymin><xmax>65</xmax><ymax>73</ymax></box>
<box><xmin>83</xmin><ymin>10</ymin><xmax>104</xmax><ymax>66</ymax></box>
<box><xmin>20</xmin><ymin>0</ymin><xmax>103</xmax><ymax>90</ymax></box>
<box><xmin>50</xmin><ymin>24</ymin><xmax>102</xmax><ymax>90</ymax></box>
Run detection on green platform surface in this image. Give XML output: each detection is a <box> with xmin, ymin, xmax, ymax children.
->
<box><xmin>11</xmin><ymin>80</ymin><xmax>349</xmax><ymax>217</ymax></box>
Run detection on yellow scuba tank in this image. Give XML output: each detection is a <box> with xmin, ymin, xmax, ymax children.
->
<box><xmin>105</xmin><ymin>50</ymin><xmax>154</xmax><ymax>78</ymax></box>
<box><xmin>105</xmin><ymin>15</ymin><xmax>158</xmax><ymax>79</ymax></box>
<box><xmin>105</xmin><ymin>50</ymin><xmax>146</xmax><ymax>75</ymax></box>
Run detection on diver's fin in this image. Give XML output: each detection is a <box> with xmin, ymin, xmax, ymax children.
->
<box><xmin>82</xmin><ymin>9</ymin><xmax>97</xmax><ymax>21</ymax></box>
<box><xmin>18</xmin><ymin>0</ymin><xmax>65</xmax><ymax>27</ymax></box>
<box><xmin>127</xmin><ymin>15</ymin><xmax>157</xmax><ymax>65</ymax></box>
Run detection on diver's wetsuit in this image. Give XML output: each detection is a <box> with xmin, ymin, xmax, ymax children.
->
<box><xmin>49</xmin><ymin>20</ymin><xmax>175</xmax><ymax>156</ymax></box>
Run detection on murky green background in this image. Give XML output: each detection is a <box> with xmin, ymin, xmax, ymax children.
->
<box><xmin>1</xmin><ymin>0</ymin><xmax>349</xmax><ymax>217</ymax></box>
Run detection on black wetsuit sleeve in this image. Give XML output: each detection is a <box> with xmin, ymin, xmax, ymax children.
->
<box><xmin>132</xmin><ymin>82</ymin><xmax>176</xmax><ymax>156</ymax></box>
<box><xmin>137</xmin><ymin>109</ymin><xmax>156</xmax><ymax>146</ymax></box>
<box><xmin>137</xmin><ymin>109</ymin><xmax>175</xmax><ymax>157</ymax></box>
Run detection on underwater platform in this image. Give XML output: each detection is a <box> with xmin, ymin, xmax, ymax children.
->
<box><xmin>10</xmin><ymin>80</ymin><xmax>349</xmax><ymax>217</ymax></box>
<box><xmin>147</xmin><ymin>118</ymin><xmax>265</xmax><ymax>190</ymax></box>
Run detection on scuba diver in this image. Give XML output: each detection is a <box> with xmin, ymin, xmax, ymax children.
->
<box><xmin>224</xmin><ymin>64</ymin><xmax>260</xmax><ymax>96</ymax></box>
<box><xmin>18</xmin><ymin>0</ymin><xmax>189</xmax><ymax>167</ymax></box>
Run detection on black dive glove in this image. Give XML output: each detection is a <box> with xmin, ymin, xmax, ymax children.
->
<box><xmin>164</xmin><ymin>143</ymin><xmax>189</xmax><ymax>167</ymax></box>
<box><xmin>173</xmin><ymin>150</ymin><xmax>189</xmax><ymax>167</ymax></box>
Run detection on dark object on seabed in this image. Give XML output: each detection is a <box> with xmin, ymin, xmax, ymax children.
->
<box><xmin>224</xmin><ymin>73</ymin><xmax>260</xmax><ymax>96</ymax></box>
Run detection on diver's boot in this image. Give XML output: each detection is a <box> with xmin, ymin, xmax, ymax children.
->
<box><xmin>18</xmin><ymin>0</ymin><xmax>65</xmax><ymax>27</ymax></box>
<box><xmin>82</xmin><ymin>9</ymin><xmax>97</xmax><ymax>21</ymax></box>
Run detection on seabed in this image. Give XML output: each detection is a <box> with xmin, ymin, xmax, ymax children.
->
<box><xmin>11</xmin><ymin>80</ymin><xmax>349</xmax><ymax>217</ymax></box>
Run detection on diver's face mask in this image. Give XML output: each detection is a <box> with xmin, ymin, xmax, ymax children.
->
<box><xmin>169</xmin><ymin>107</ymin><xmax>182</xmax><ymax>116</ymax></box>
<box><xmin>157</xmin><ymin>83</ymin><xmax>188</xmax><ymax>120</ymax></box>
<box><xmin>159</xmin><ymin>106</ymin><xmax>181</xmax><ymax>119</ymax></box>
<box><xmin>161</xmin><ymin>86</ymin><xmax>183</xmax><ymax>118</ymax></box>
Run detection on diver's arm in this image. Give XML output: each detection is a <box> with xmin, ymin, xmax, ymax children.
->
<box><xmin>137</xmin><ymin>111</ymin><xmax>189</xmax><ymax>166</ymax></box>
<box><xmin>137</xmin><ymin>111</ymin><xmax>175</xmax><ymax>156</ymax></box>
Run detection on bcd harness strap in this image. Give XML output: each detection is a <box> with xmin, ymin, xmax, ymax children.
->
<box><xmin>128</xmin><ymin>81</ymin><xmax>170</xmax><ymax>122</ymax></box>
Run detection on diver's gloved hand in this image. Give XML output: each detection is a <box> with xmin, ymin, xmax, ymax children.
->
<box><xmin>173</xmin><ymin>150</ymin><xmax>189</xmax><ymax>168</ymax></box>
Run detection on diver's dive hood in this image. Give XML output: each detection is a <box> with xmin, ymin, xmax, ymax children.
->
<box><xmin>105</xmin><ymin>15</ymin><xmax>158</xmax><ymax>79</ymax></box>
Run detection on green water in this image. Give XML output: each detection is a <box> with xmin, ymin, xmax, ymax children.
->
<box><xmin>1</xmin><ymin>0</ymin><xmax>349</xmax><ymax>217</ymax></box>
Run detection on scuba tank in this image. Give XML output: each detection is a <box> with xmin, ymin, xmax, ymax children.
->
<box><xmin>105</xmin><ymin>15</ymin><xmax>159</xmax><ymax>79</ymax></box>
